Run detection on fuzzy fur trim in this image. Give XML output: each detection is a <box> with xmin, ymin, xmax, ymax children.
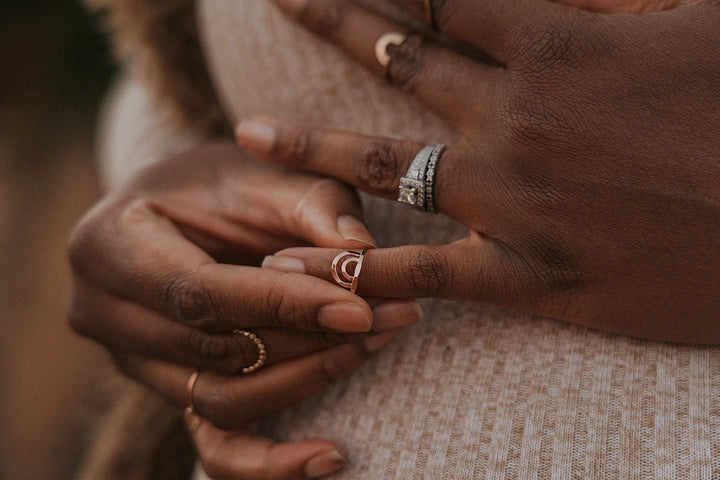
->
<box><xmin>75</xmin><ymin>383</ymin><xmax>195</xmax><ymax>480</ymax></box>
<box><xmin>87</xmin><ymin>0</ymin><xmax>231</xmax><ymax>137</ymax></box>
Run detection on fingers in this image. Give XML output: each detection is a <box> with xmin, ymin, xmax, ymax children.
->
<box><xmin>145</xmin><ymin>143</ymin><xmax>376</xmax><ymax>251</ymax></box>
<box><xmin>113</xmin><ymin>331</ymin><xmax>401</xmax><ymax>430</ymax></box>
<box><xmin>398</xmin><ymin>0</ymin><xmax>590</xmax><ymax>64</ymax></box>
<box><xmin>264</xmin><ymin>236</ymin><xmax>534</xmax><ymax>306</ymax></box>
<box><xmin>70</xmin><ymin>280</ymin><xmax>421</xmax><ymax>374</ymax></box>
<box><xmin>186</xmin><ymin>414</ymin><xmax>347</xmax><ymax>480</ymax></box>
<box><xmin>237</xmin><ymin>117</ymin><xmax>422</xmax><ymax>199</ymax></box>
<box><xmin>71</xmin><ymin>200</ymin><xmax>380</xmax><ymax>333</ymax></box>
<box><xmin>273</xmin><ymin>0</ymin><xmax>578</xmax><ymax>66</ymax></box>
<box><xmin>269</xmin><ymin>0</ymin><xmax>506</xmax><ymax>130</ymax></box>
<box><xmin>236</xmin><ymin>117</ymin><xmax>506</xmax><ymax>221</ymax></box>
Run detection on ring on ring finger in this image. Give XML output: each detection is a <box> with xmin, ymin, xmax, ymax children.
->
<box><xmin>375</xmin><ymin>32</ymin><xmax>407</xmax><ymax>67</ymax></box>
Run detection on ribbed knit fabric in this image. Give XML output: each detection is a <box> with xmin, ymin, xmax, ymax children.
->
<box><xmin>105</xmin><ymin>1</ymin><xmax>720</xmax><ymax>478</ymax></box>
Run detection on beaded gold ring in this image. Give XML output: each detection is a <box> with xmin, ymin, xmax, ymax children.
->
<box><xmin>233</xmin><ymin>329</ymin><xmax>267</xmax><ymax>374</ymax></box>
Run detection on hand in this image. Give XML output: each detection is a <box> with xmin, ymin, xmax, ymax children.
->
<box><xmin>244</xmin><ymin>0</ymin><xmax>720</xmax><ymax>344</ymax></box>
<box><xmin>69</xmin><ymin>142</ymin><xmax>421</xmax><ymax>477</ymax></box>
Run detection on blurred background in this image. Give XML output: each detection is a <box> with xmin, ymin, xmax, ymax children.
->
<box><xmin>1</xmin><ymin>1</ymin><xmax>118</xmax><ymax>479</ymax></box>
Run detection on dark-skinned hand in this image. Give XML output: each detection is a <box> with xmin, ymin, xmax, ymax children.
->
<box><xmin>68</xmin><ymin>143</ymin><xmax>422</xmax><ymax>479</ymax></box>
<box><xmin>235</xmin><ymin>0</ymin><xmax>720</xmax><ymax>345</ymax></box>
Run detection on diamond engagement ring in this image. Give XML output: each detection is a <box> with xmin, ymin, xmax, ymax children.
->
<box><xmin>398</xmin><ymin>144</ymin><xmax>446</xmax><ymax>213</ymax></box>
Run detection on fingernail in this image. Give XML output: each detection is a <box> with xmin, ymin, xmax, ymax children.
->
<box><xmin>319</xmin><ymin>303</ymin><xmax>371</xmax><ymax>332</ymax></box>
<box><xmin>303</xmin><ymin>449</ymin><xmax>346</xmax><ymax>478</ymax></box>
<box><xmin>337</xmin><ymin>215</ymin><xmax>377</xmax><ymax>248</ymax></box>
<box><xmin>364</xmin><ymin>330</ymin><xmax>403</xmax><ymax>353</ymax></box>
<box><xmin>262</xmin><ymin>255</ymin><xmax>305</xmax><ymax>274</ymax></box>
<box><xmin>270</xmin><ymin>0</ymin><xmax>308</xmax><ymax>17</ymax></box>
<box><xmin>372</xmin><ymin>300</ymin><xmax>423</xmax><ymax>330</ymax></box>
<box><xmin>235</xmin><ymin>120</ymin><xmax>276</xmax><ymax>156</ymax></box>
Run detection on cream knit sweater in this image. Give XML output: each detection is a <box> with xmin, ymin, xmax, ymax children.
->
<box><xmin>101</xmin><ymin>1</ymin><xmax>720</xmax><ymax>478</ymax></box>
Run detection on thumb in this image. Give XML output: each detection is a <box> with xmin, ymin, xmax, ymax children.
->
<box><xmin>289</xmin><ymin>177</ymin><xmax>378</xmax><ymax>250</ymax></box>
<box><xmin>263</xmin><ymin>233</ymin><xmax>531</xmax><ymax>306</ymax></box>
<box><xmin>186</xmin><ymin>411</ymin><xmax>347</xmax><ymax>479</ymax></box>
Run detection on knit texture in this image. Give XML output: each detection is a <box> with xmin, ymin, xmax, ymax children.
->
<box><xmin>193</xmin><ymin>2</ymin><xmax>720</xmax><ymax>478</ymax></box>
<box><xmin>98</xmin><ymin>1</ymin><xmax>720</xmax><ymax>478</ymax></box>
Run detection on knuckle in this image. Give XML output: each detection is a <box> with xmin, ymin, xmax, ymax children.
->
<box><xmin>405</xmin><ymin>248</ymin><xmax>451</xmax><ymax>296</ymax></box>
<box><xmin>188</xmin><ymin>330</ymin><xmax>231</xmax><ymax>364</ymax></box>
<box><xmin>500</xmin><ymin>85</ymin><xmax>560</xmax><ymax>148</ymax></box>
<box><xmin>199</xmin><ymin>387</ymin><xmax>245</xmax><ymax>430</ymax></box>
<box><xmin>165</xmin><ymin>276</ymin><xmax>217</xmax><ymax>327</ymax></box>
<box><xmin>525</xmin><ymin>26</ymin><xmax>575</xmax><ymax>71</ymax></box>
<box><xmin>386</xmin><ymin>33</ymin><xmax>427</xmax><ymax>93</ymax></box>
<box><xmin>357</xmin><ymin>141</ymin><xmax>405</xmax><ymax>194</ymax></box>
<box><xmin>514</xmin><ymin>14</ymin><xmax>575</xmax><ymax>72</ymax></box>
<box><xmin>522</xmin><ymin>236</ymin><xmax>584</xmax><ymax>296</ymax></box>
<box><xmin>284</xmin><ymin>127</ymin><xmax>315</xmax><ymax>167</ymax></box>
<box><xmin>320</xmin><ymin>354</ymin><xmax>350</xmax><ymax>383</ymax></box>
<box><xmin>428</xmin><ymin>0</ymin><xmax>457</xmax><ymax>25</ymax></box>
<box><xmin>298</xmin><ymin>0</ymin><xmax>348</xmax><ymax>39</ymax></box>
<box><xmin>517</xmin><ymin>14</ymin><xmax>600</xmax><ymax>73</ymax></box>
<box><xmin>274</xmin><ymin>293</ymin><xmax>302</xmax><ymax>329</ymax></box>
<box><xmin>268</xmin><ymin>276</ymin><xmax>314</xmax><ymax>330</ymax></box>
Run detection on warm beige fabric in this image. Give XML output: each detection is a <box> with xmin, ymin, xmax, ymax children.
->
<box><xmin>101</xmin><ymin>1</ymin><xmax>719</xmax><ymax>478</ymax></box>
<box><xmin>193</xmin><ymin>2</ymin><xmax>720</xmax><ymax>478</ymax></box>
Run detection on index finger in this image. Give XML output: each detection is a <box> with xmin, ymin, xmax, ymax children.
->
<box><xmin>263</xmin><ymin>240</ymin><xmax>536</xmax><ymax>307</ymax></box>
<box><xmin>70</xmin><ymin>199</ymin><xmax>375</xmax><ymax>333</ymax></box>
<box><xmin>236</xmin><ymin>117</ymin><xmax>506</xmax><ymax>223</ymax></box>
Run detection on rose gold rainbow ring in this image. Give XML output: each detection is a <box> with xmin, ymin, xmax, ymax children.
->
<box><xmin>331</xmin><ymin>247</ymin><xmax>369</xmax><ymax>294</ymax></box>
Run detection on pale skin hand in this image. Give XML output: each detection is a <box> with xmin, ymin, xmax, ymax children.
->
<box><xmin>68</xmin><ymin>143</ymin><xmax>422</xmax><ymax>479</ymax></box>
<box><xmin>239</xmin><ymin>0</ymin><xmax>720</xmax><ymax>345</ymax></box>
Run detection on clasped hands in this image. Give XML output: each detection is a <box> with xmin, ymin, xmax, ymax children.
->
<box><xmin>69</xmin><ymin>0</ymin><xmax>720</xmax><ymax>479</ymax></box>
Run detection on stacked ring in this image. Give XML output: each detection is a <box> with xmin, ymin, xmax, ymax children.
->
<box><xmin>398</xmin><ymin>144</ymin><xmax>446</xmax><ymax>213</ymax></box>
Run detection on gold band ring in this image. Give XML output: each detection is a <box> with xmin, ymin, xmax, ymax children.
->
<box><xmin>375</xmin><ymin>32</ymin><xmax>407</xmax><ymax>68</ymax></box>
<box><xmin>185</xmin><ymin>370</ymin><xmax>199</xmax><ymax>415</ymax></box>
<box><xmin>331</xmin><ymin>247</ymin><xmax>369</xmax><ymax>294</ymax></box>
<box><xmin>423</xmin><ymin>0</ymin><xmax>436</xmax><ymax>29</ymax></box>
<box><xmin>233</xmin><ymin>330</ymin><xmax>267</xmax><ymax>374</ymax></box>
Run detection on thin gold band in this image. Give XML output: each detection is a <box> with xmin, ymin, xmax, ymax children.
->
<box><xmin>423</xmin><ymin>0</ymin><xmax>435</xmax><ymax>29</ymax></box>
<box><xmin>185</xmin><ymin>370</ymin><xmax>199</xmax><ymax>415</ymax></box>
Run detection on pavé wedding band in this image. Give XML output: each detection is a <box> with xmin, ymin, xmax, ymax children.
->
<box><xmin>398</xmin><ymin>144</ymin><xmax>446</xmax><ymax>213</ymax></box>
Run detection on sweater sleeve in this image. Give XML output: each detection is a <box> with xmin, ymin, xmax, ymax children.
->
<box><xmin>95</xmin><ymin>70</ymin><xmax>209</xmax><ymax>191</ymax></box>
